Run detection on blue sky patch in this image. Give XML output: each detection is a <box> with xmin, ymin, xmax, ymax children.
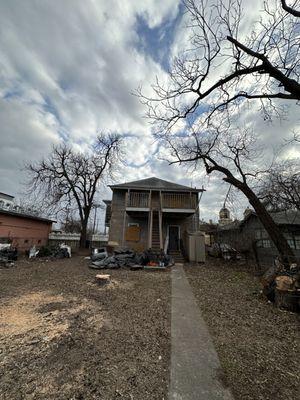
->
<box><xmin>135</xmin><ymin>5</ymin><xmax>184</xmax><ymax>70</ymax></box>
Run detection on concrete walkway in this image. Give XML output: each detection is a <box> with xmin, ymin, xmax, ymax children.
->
<box><xmin>169</xmin><ymin>264</ymin><xmax>234</xmax><ymax>400</ymax></box>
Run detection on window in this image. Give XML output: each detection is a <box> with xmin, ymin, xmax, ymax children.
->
<box><xmin>255</xmin><ymin>229</ymin><xmax>267</xmax><ymax>240</ymax></box>
<box><xmin>38</xmin><ymin>240</ymin><xmax>41</xmax><ymax>244</ymax></box>
<box><xmin>255</xmin><ymin>228</ymin><xmax>272</xmax><ymax>248</ymax></box>
<box><xmin>24</xmin><ymin>239</ymin><xmax>29</xmax><ymax>243</ymax></box>
<box><xmin>261</xmin><ymin>239</ymin><xmax>271</xmax><ymax>248</ymax></box>
<box><xmin>128</xmin><ymin>223</ymin><xmax>139</xmax><ymax>227</ymax></box>
<box><xmin>288</xmin><ymin>236</ymin><xmax>300</xmax><ymax>250</ymax></box>
<box><xmin>287</xmin><ymin>239</ymin><xmax>295</xmax><ymax>249</ymax></box>
<box><xmin>284</xmin><ymin>234</ymin><xmax>300</xmax><ymax>250</ymax></box>
<box><xmin>257</xmin><ymin>239</ymin><xmax>271</xmax><ymax>248</ymax></box>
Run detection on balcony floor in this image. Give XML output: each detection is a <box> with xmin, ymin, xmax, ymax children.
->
<box><xmin>162</xmin><ymin>208</ymin><xmax>195</xmax><ymax>214</ymax></box>
<box><xmin>126</xmin><ymin>207</ymin><xmax>150</xmax><ymax>212</ymax></box>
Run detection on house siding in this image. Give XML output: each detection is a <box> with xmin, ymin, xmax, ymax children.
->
<box><xmin>0</xmin><ymin>213</ymin><xmax>52</xmax><ymax>252</ymax></box>
<box><xmin>109</xmin><ymin>190</ymin><xmax>127</xmax><ymax>246</ymax></box>
<box><xmin>108</xmin><ymin>188</ymin><xmax>199</xmax><ymax>253</ymax></box>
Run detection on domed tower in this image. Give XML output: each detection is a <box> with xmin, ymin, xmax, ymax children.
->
<box><xmin>219</xmin><ymin>207</ymin><xmax>232</xmax><ymax>226</ymax></box>
<box><xmin>243</xmin><ymin>207</ymin><xmax>252</xmax><ymax>219</ymax></box>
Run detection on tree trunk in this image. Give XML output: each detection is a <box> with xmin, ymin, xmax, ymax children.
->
<box><xmin>80</xmin><ymin>220</ymin><xmax>88</xmax><ymax>249</ymax></box>
<box><xmin>235</xmin><ymin>181</ymin><xmax>295</xmax><ymax>266</ymax></box>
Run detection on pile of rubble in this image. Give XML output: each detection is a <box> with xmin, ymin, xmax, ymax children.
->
<box><xmin>28</xmin><ymin>243</ymin><xmax>72</xmax><ymax>259</ymax></box>
<box><xmin>89</xmin><ymin>248</ymin><xmax>174</xmax><ymax>270</ymax></box>
<box><xmin>0</xmin><ymin>243</ymin><xmax>18</xmax><ymax>268</ymax></box>
<box><xmin>262</xmin><ymin>258</ymin><xmax>300</xmax><ymax>312</ymax></box>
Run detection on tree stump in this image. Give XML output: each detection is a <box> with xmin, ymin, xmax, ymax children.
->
<box><xmin>95</xmin><ymin>274</ymin><xmax>111</xmax><ymax>285</ymax></box>
<box><xmin>275</xmin><ymin>288</ymin><xmax>300</xmax><ymax>312</ymax></box>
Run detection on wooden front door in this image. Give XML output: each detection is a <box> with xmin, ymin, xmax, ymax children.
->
<box><xmin>169</xmin><ymin>226</ymin><xmax>179</xmax><ymax>250</ymax></box>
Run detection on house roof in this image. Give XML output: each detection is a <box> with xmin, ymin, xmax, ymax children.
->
<box><xmin>218</xmin><ymin>209</ymin><xmax>300</xmax><ymax>231</ymax></box>
<box><xmin>0</xmin><ymin>209</ymin><xmax>55</xmax><ymax>224</ymax></box>
<box><xmin>218</xmin><ymin>220</ymin><xmax>241</xmax><ymax>231</ymax></box>
<box><xmin>0</xmin><ymin>192</ymin><xmax>14</xmax><ymax>200</ymax></box>
<box><xmin>271</xmin><ymin>210</ymin><xmax>300</xmax><ymax>225</ymax></box>
<box><xmin>240</xmin><ymin>209</ymin><xmax>300</xmax><ymax>226</ymax></box>
<box><xmin>109</xmin><ymin>177</ymin><xmax>204</xmax><ymax>193</ymax></box>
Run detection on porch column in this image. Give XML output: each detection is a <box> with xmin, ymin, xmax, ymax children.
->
<box><xmin>122</xmin><ymin>190</ymin><xmax>129</xmax><ymax>246</ymax></box>
<box><xmin>159</xmin><ymin>210</ymin><xmax>163</xmax><ymax>249</ymax></box>
<box><xmin>148</xmin><ymin>209</ymin><xmax>153</xmax><ymax>248</ymax></box>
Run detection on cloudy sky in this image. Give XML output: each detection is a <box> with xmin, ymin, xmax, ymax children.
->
<box><xmin>0</xmin><ymin>0</ymin><xmax>299</xmax><ymax>228</ymax></box>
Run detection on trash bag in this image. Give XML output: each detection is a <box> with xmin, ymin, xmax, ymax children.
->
<box><xmin>29</xmin><ymin>246</ymin><xmax>39</xmax><ymax>258</ymax></box>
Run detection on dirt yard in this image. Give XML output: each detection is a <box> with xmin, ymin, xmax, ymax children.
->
<box><xmin>1</xmin><ymin>256</ymin><xmax>299</xmax><ymax>400</ymax></box>
<box><xmin>185</xmin><ymin>259</ymin><xmax>300</xmax><ymax>400</ymax></box>
<box><xmin>0</xmin><ymin>257</ymin><xmax>171</xmax><ymax>400</ymax></box>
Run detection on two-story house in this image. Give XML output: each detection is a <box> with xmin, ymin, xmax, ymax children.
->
<box><xmin>103</xmin><ymin>177</ymin><xmax>204</xmax><ymax>260</ymax></box>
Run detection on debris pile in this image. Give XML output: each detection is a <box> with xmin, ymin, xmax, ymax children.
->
<box><xmin>89</xmin><ymin>248</ymin><xmax>174</xmax><ymax>270</ymax></box>
<box><xmin>28</xmin><ymin>243</ymin><xmax>71</xmax><ymax>259</ymax></box>
<box><xmin>261</xmin><ymin>258</ymin><xmax>300</xmax><ymax>312</ymax></box>
<box><xmin>0</xmin><ymin>243</ymin><xmax>18</xmax><ymax>268</ymax></box>
<box><xmin>90</xmin><ymin>247</ymin><xmax>108</xmax><ymax>262</ymax></box>
<box><xmin>208</xmin><ymin>242</ymin><xmax>241</xmax><ymax>260</ymax></box>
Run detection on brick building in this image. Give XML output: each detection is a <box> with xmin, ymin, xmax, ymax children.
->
<box><xmin>0</xmin><ymin>209</ymin><xmax>54</xmax><ymax>252</ymax></box>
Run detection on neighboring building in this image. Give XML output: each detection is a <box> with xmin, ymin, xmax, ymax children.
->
<box><xmin>103</xmin><ymin>200</ymin><xmax>111</xmax><ymax>234</ymax></box>
<box><xmin>0</xmin><ymin>209</ymin><xmax>54</xmax><ymax>252</ymax></box>
<box><xmin>215</xmin><ymin>209</ymin><xmax>300</xmax><ymax>264</ymax></box>
<box><xmin>199</xmin><ymin>220</ymin><xmax>218</xmax><ymax>246</ymax></box>
<box><xmin>218</xmin><ymin>207</ymin><xmax>233</xmax><ymax>226</ymax></box>
<box><xmin>104</xmin><ymin>177</ymin><xmax>204</xmax><ymax>259</ymax></box>
<box><xmin>0</xmin><ymin>192</ymin><xmax>14</xmax><ymax>209</ymax></box>
<box><xmin>48</xmin><ymin>232</ymin><xmax>109</xmax><ymax>250</ymax></box>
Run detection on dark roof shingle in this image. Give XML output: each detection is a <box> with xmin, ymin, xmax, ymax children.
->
<box><xmin>109</xmin><ymin>177</ymin><xmax>203</xmax><ymax>192</ymax></box>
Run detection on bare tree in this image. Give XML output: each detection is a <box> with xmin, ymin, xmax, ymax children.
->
<box><xmin>259</xmin><ymin>159</ymin><xmax>300</xmax><ymax>211</ymax></box>
<box><xmin>139</xmin><ymin>0</ymin><xmax>300</xmax><ymax>130</ymax></box>
<box><xmin>61</xmin><ymin>218</ymin><xmax>82</xmax><ymax>234</ymax></box>
<box><xmin>165</xmin><ymin>126</ymin><xmax>295</xmax><ymax>264</ymax></box>
<box><xmin>26</xmin><ymin>133</ymin><xmax>122</xmax><ymax>248</ymax></box>
<box><xmin>139</xmin><ymin>0</ymin><xmax>299</xmax><ymax>265</ymax></box>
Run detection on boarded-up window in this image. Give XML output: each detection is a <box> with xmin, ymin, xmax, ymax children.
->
<box><xmin>125</xmin><ymin>225</ymin><xmax>140</xmax><ymax>242</ymax></box>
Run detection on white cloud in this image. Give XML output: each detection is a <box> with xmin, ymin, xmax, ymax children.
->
<box><xmin>0</xmin><ymin>0</ymin><xmax>299</xmax><ymax>227</ymax></box>
<box><xmin>0</xmin><ymin>98</ymin><xmax>60</xmax><ymax>195</ymax></box>
<box><xmin>0</xmin><ymin>0</ymin><xmax>178</xmax><ymax>196</ymax></box>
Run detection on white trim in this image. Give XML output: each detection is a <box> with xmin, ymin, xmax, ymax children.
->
<box><xmin>126</xmin><ymin>207</ymin><xmax>149</xmax><ymax>212</ymax></box>
<box><xmin>162</xmin><ymin>208</ymin><xmax>195</xmax><ymax>213</ymax></box>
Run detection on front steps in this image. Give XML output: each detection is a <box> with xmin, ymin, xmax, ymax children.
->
<box><xmin>169</xmin><ymin>250</ymin><xmax>185</xmax><ymax>263</ymax></box>
<box><xmin>151</xmin><ymin>213</ymin><xmax>161</xmax><ymax>251</ymax></box>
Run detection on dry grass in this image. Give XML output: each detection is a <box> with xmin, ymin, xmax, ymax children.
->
<box><xmin>185</xmin><ymin>258</ymin><xmax>300</xmax><ymax>400</ymax></box>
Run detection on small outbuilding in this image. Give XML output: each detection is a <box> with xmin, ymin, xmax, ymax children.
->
<box><xmin>0</xmin><ymin>209</ymin><xmax>54</xmax><ymax>252</ymax></box>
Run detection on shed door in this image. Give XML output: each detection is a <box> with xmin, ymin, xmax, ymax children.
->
<box><xmin>169</xmin><ymin>226</ymin><xmax>179</xmax><ymax>250</ymax></box>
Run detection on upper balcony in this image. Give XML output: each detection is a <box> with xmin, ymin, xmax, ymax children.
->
<box><xmin>125</xmin><ymin>191</ymin><xmax>197</xmax><ymax>213</ymax></box>
<box><xmin>161</xmin><ymin>193</ymin><xmax>197</xmax><ymax>213</ymax></box>
<box><xmin>126</xmin><ymin>192</ymin><xmax>150</xmax><ymax>211</ymax></box>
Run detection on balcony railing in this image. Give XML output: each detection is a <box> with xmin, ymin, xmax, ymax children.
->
<box><xmin>126</xmin><ymin>191</ymin><xmax>197</xmax><ymax>210</ymax></box>
<box><xmin>161</xmin><ymin>193</ymin><xmax>197</xmax><ymax>209</ymax></box>
<box><xmin>127</xmin><ymin>192</ymin><xmax>150</xmax><ymax>208</ymax></box>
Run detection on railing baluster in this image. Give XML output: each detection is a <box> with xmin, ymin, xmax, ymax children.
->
<box><xmin>161</xmin><ymin>193</ymin><xmax>197</xmax><ymax>209</ymax></box>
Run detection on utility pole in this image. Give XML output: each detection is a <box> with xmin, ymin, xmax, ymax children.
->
<box><xmin>92</xmin><ymin>203</ymin><xmax>101</xmax><ymax>235</ymax></box>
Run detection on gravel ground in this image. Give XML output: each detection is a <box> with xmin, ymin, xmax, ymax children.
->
<box><xmin>185</xmin><ymin>258</ymin><xmax>300</xmax><ymax>400</ymax></box>
<box><xmin>0</xmin><ymin>256</ymin><xmax>171</xmax><ymax>400</ymax></box>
